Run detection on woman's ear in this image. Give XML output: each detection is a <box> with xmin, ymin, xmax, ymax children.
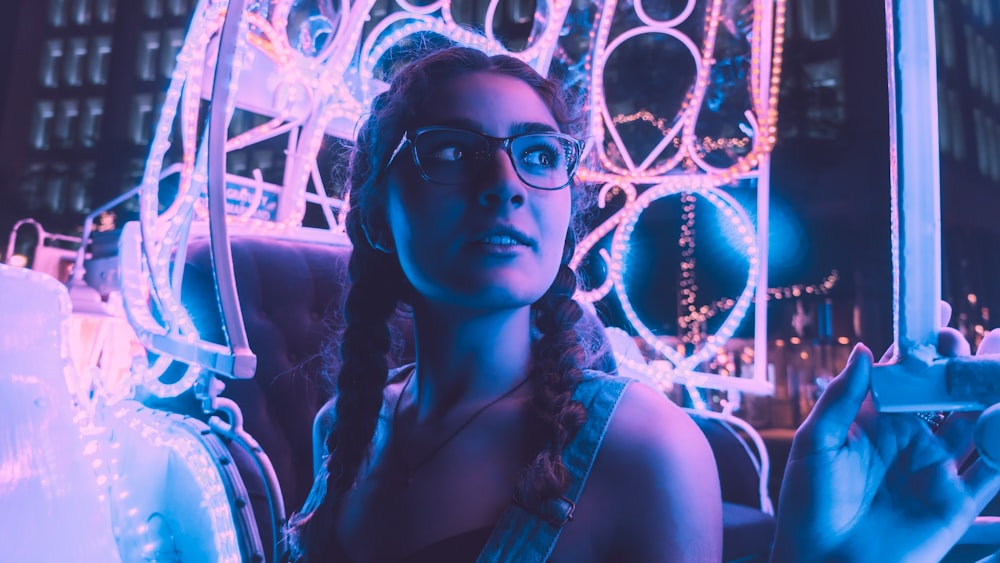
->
<box><xmin>361</xmin><ymin>219</ymin><xmax>396</xmax><ymax>254</ymax></box>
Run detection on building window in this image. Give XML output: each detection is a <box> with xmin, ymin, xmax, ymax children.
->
<box><xmin>68</xmin><ymin>178</ymin><xmax>89</xmax><ymax>213</ymax></box>
<box><xmin>123</xmin><ymin>158</ymin><xmax>147</xmax><ymax>192</ymax></box>
<box><xmin>229</xmin><ymin>109</ymin><xmax>250</xmax><ymax>137</ymax></box>
<box><xmin>81</xmin><ymin>98</ymin><xmax>103</xmax><ymax>147</ymax></box>
<box><xmin>965</xmin><ymin>27</ymin><xmax>979</xmax><ymax>91</ymax></box>
<box><xmin>55</xmin><ymin>100</ymin><xmax>80</xmax><ymax>148</ymax></box>
<box><xmin>129</xmin><ymin>94</ymin><xmax>155</xmax><ymax>146</ymax></box>
<box><xmin>973</xmin><ymin>109</ymin><xmax>989</xmax><ymax>177</ymax></box>
<box><xmin>88</xmin><ymin>36</ymin><xmax>112</xmax><ymax>84</ymax></box>
<box><xmin>137</xmin><ymin>31</ymin><xmax>160</xmax><ymax>81</ymax></box>
<box><xmin>947</xmin><ymin>89</ymin><xmax>966</xmax><ymax>160</ymax></box>
<box><xmin>48</xmin><ymin>0</ymin><xmax>67</xmax><ymax>27</ymax></box>
<box><xmin>31</xmin><ymin>101</ymin><xmax>56</xmax><ymax>149</ymax></box>
<box><xmin>69</xmin><ymin>162</ymin><xmax>96</xmax><ymax>213</ymax></box>
<box><xmin>977</xmin><ymin>35</ymin><xmax>991</xmax><ymax>98</ymax></box>
<box><xmin>797</xmin><ymin>0</ymin><xmax>838</xmax><ymax>41</ymax></box>
<box><xmin>21</xmin><ymin>164</ymin><xmax>46</xmax><ymax>211</ymax></box>
<box><xmin>990</xmin><ymin>119</ymin><xmax>1000</xmax><ymax>182</ymax></box>
<box><xmin>990</xmin><ymin>47</ymin><xmax>1000</xmax><ymax>105</ymax></box>
<box><xmin>166</xmin><ymin>0</ymin><xmax>186</xmax><ymax>17</ymax></box>
<box><xmin>801</xmin><ymin>59</ymin><xmax>845</xmax><ymax>140</ymax></box>
<box><xmin>95</xmin><ymin>0</ymin><xmax>115</xmax><ymax>23</ymax></box>
<box><xmin>72</xmin><ymin>0</ymin><xmax>90</xmax><ymax>25</ymax></box>
<box><xmin>64</xmin><ymin>38</ymin><xmax>87</xmax><ymax>87</ymax></box>
<box><xmin>970</xmin><ymin>0</ymin><xmax>992</xmax><ymax>22</ymax></box>
<box><xmin>935</xmin><ymin>2</ymin><xmax>956</xmax><ymax>69</ymax></box>
<box><xmin>252</xmin><ymin>150</ymin><xmax>274</xmax><ymax>175</ymax></box>
<box><xmin>40</xmin><ymin>39</ymin><xmax>64</xmax><ymax>88</ymax></box>
<box><xmin>228</xmin><ymin>151</ymin><xmax>248</xmax><ymax>175</ymax></box>
<box><xmin>45</xmin><ymin>166</ymin><xmax>68</xmax><ymax>213</ymax></box>
<box><xmin>161</xmin><ymin>28</ymin><xmax>185</xmax><ymax>78</ymax></box>
<box><xmin>143</xmin><ymin>0</ymin><xmax>163</xmax><ymax>19</ymax></box>
<box><xmin>938</xmin><ymin>82</ymin><xmax>951</xmax><ymax>156</ymax></box>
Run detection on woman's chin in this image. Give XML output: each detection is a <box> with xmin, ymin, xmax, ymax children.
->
<box><xmin>417</xmin><ymin>279</ymin><xmax>548</xmax><ymax>312</ymax></box>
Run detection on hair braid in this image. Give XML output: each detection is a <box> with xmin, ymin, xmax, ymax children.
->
<box><xmin>285</xmin><ymin>92</ymin><xmax>408</xmax><ymax>559</ymax></box>
<box><xmin>287</xmin><ymin>46</ymin><xmax>608</xmax><ymax>558</ymax></box>
<box><xmin>517</xmin><ymin>232</ymin><xmax>593</xmax><ymax>506</ymax></box>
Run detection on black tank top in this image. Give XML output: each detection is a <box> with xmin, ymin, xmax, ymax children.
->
<box><xmin>327</xmin><ymin>526</ymin><xmax>493</xmax><ymax>562</ymax></box>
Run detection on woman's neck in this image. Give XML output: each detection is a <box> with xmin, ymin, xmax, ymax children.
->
<box><xmin>408</xmin><ymin>303</ymin><xmax>533</xmax><ymax>422</ymax></box>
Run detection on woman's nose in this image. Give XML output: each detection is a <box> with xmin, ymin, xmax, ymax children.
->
<box><xmin>478</xmin><ymin>149</ymin><xmax>527</xmax><ymax>208</ymax></box>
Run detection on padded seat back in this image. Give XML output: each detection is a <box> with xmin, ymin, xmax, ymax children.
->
<box><xmin>181</xmin><ymin>237</ymin><xmax>413</xmax><ymax>515</ymax></box>
<box><xmin>685</xmin><ymin>409</ymin><xmax>773</xmax><ymax>514</ymax></box>
<box><xmin>686</xmin><ymin>409</ymin><xmax>776</xmax><ymax>562</ymax></box>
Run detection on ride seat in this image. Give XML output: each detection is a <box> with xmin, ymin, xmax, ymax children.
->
<box><xmin>179</xmin><ymin>236</ymin><xmax>414</xmax><ymax>549</ymax></box>
<box><xmin>687</xmin><ymin>410</ymin><xmax>776</xmax><ymax>563</ymax></box>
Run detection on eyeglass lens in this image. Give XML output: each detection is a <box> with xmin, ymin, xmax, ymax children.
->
<box><xmin>412</xmin><ymin>129</ymin><xmax>578</xmax><ymax>189</ymax></box>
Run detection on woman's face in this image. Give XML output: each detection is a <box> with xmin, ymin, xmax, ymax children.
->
<box><xmin>385</xmin><ymin>71</ymin><xmax>573</xmax><ymax>311</ymax></box>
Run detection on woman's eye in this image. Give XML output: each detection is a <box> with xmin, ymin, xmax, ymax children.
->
<box><xmin>426</xmin><ymin>145</ymin><xmax>464</xmax><ymax>161</ymax></box>
<box><xmin>521</xmin><ymin>146</ymin><xmax>559</xmax><ymax>169</ymax></box>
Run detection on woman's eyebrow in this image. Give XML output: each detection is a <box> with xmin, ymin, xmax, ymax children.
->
<box><xmin>509</xmin><ymin>121</ymin><xmax>558</xmax><ymax>135</ymax></box>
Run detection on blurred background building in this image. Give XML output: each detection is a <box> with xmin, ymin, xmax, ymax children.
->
<box><xmin>0</xmin><ymin>0</ymin><xmax>535</xmax><ymax>246</ymax></box>
<box><xmin>0</xmin><ymin>0</ymin><xmax>195</xmax><ymax>241</ymax></box>
<box><xmin>770</xmin><ymin>0</ymin><xmax>1000</xmax><ymax>356</ymax></box>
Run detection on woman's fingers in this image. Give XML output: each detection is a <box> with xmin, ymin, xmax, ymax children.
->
<box><xmin>878</xmin><ymin>343</ymin><xmax>895</xmax><ymax>364</ymax></box>
<box><xmin>940</xmin><ymin>301</ymin><xmax>954</xmax><ymax>328</ymax></box>
<box><xmin>801</xmin><ymin>343</ymin><xmax>874</xmax><ymax>450</ymax></box>
<box><xmin>961</xmin><ymin>457</ymin><xmax>1000</xmax><ymax>515</ymax></box>
<box><xmin>977</xmin><ymin>329</ymin><xmax>1000</xmax><ymax>356</ymax></box>
<box><xmin>880</xmin><ymin>303</ymin><xmax>965</xmax><ymax>362</ymax></box>
<box><xmin>936</xmin><ymin>411</ymin><xmax>979</xmax><ymax>465</ymax></box>
<box><xmin>938</xmin><ymin>327</ymin><xmax>972</xmax><ymax>358</ymax></box>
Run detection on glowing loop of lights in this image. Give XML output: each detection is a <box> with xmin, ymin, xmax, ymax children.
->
<box><xmin>108</xmin><ymin>405</ymin><xmax>243</xmax><ymax>563</ymax></box>
<box><xmin>128</xmin><ymin>0</ymin><xmax>785</xmax><ymax>397</ymax></box>
<box><xmin>609</xmin><ymin>181</ymin><xmax>758</xmax><ymax>375</ymax></box>
<box><xmin>583</xmin><ymin>0</ymin><xmax>781</xmax><ymax>184</ymax></box>
<box><xmin>572</xmin><ymin>0</ymin><xmax>784</xmax><ymax>391</ymax></box>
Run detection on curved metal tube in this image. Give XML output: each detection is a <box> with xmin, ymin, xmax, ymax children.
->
<box><xmin>206</xmin><ymin>0</ymin><xmax>257</xmax><ymax>379</ymax></box>
<box><xmin>4</xmin><ymin>219</ymin><xmax>45</xmax><ymax>265</ymax></box>
<box><xmin>211</xmin><ymin>397</ymin><xmax>286</xmax><ymax>563</ymax></box>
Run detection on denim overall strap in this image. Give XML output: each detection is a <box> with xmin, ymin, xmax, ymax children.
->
<box><xmin>476</xmin><ymin>372</ymin><xmax>632</xmax><ymax>563</ymax></box>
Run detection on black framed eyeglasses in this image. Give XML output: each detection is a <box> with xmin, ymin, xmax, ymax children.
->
<box><xmin>386</xmin><ymin>126</ymin><xmax>585</xmax><ymax>191</ymax></box>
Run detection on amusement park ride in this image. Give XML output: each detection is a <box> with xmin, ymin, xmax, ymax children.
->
<box><xmin>2</xmin><ymin>0</ymin><xmax>999</xmax><ymax>560</ymax></box>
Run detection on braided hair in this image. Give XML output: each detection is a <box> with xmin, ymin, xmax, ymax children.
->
<box><xmin>286</xmin><ymin>46</ymin><xmax>612</xmax><ymax>559</ymax></box>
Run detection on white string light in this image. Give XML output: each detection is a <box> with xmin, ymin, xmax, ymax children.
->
<box><xmin>126</xmin><ymin>0</ymin><xmax>786</xmax><ymax>399</ymax></box>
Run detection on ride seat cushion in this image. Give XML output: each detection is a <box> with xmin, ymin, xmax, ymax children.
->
<box><xmin>182</xmin><ymin>237</ymin><xmax>351</xmax><ymax>514</ymax></box>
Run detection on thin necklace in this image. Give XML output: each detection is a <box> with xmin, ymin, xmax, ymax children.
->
<box><xmin>391</xmin><ymin>368</ymin><xmax>528</xmax><ymax>485</ymax></box>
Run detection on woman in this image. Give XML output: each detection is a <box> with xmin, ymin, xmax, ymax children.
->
<box><xmin>287</xmin><ymin>46</ymin><xmax>721</xmax><ymax>561</ymax></box>
<box><xmin>287</xmin><ymin>45</ymin><xmax>1000</xmax><ymax>561</ymax></box>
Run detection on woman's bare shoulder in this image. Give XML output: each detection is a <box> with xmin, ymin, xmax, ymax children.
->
<box><xmin>589</xmin><ymin>380</ymin><xmax>722</xmax><ymax>561</ymax></box>
<box><xmin>603</xmin><ymin>381</ymin><xmax>711</xmax><ymax>455</ymax></box>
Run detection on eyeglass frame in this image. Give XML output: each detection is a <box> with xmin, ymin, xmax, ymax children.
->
<box><xmin>384</xmin><ymin>126</ymin><xmax>586</xmax><ymax>191</ymax></box>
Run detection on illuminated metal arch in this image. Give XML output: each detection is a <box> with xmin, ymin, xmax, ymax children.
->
<box><xmin>123</xmin><ymin>0</ymin><xmax>786</xmax><ymax>401</ymax></box>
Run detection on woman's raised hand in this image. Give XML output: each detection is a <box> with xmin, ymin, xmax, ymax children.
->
<box><xmin>771</xmin><ymin>306</ymin><xmax>1000</xmax><ymax>562</ymax></box>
